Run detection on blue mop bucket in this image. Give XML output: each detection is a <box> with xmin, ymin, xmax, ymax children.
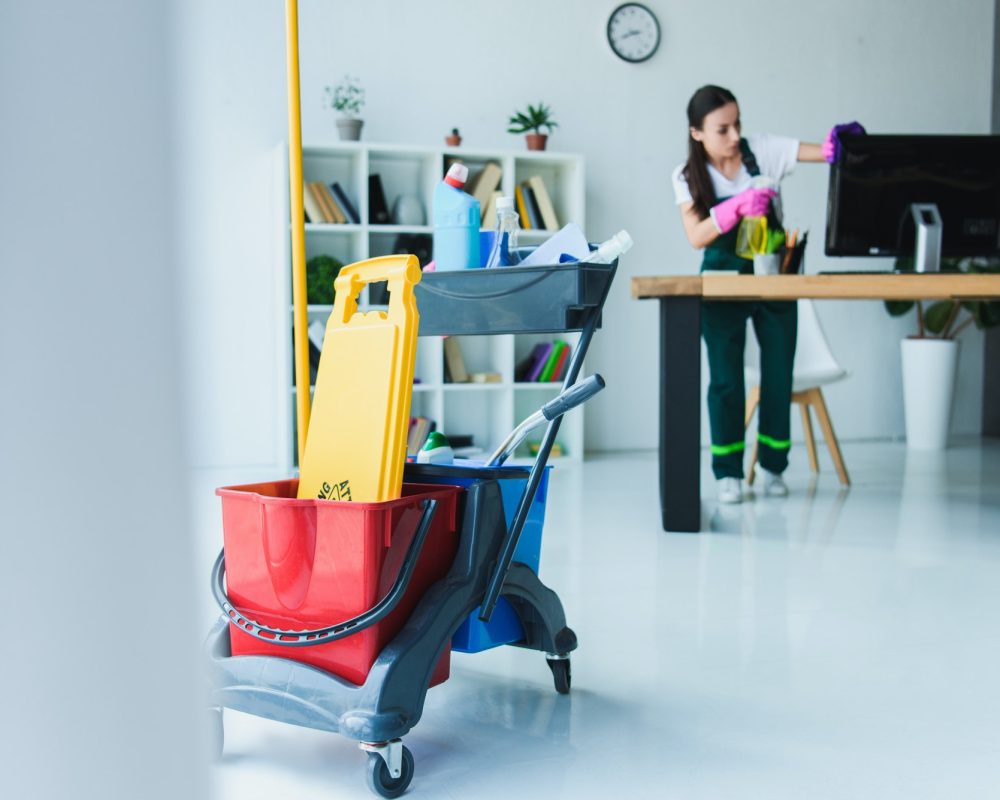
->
<box><xmin>403</xmin><ymin>461</ymin><xmax>551</xmax><ymax>652</ymax></box>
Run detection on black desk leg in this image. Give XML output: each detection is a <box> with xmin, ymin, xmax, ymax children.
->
<box><xmin>659</xmin><ymin>297</ymin><xmax>702</xmax><ymax>532</ymax></box>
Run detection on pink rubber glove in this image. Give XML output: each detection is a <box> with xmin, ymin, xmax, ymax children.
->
<box><xmin>710</xmin><ymin>187</ymin><xmax>776</xmax><ymax>234</ymax></box>
<box><xmin>822</xmin><ymin>121</ymin><xmax>866</xmax><ymax>163</ymax></box>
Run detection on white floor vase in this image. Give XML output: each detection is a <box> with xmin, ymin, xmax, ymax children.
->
<box><xmin>901</xmin><ymin>337</ymin><xmax>959</xmax><ymax>450</ymax></box>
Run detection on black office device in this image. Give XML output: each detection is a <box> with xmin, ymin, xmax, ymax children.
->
<box><xmin>825</xmin><ymin>135</ymin><xmax>1000</xmax><ymax>270</ymax></box>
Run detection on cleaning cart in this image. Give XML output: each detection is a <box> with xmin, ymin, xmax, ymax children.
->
<box><xmin>205</xmin><ymin>255</ymin><xmax>617</xmax><ymax>797</ymax></box>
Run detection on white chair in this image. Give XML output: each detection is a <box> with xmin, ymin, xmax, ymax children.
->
<box><xmin>744</xmin><ymin>299</ymin><xmax>850</xmax><ymax>486</ymax></box>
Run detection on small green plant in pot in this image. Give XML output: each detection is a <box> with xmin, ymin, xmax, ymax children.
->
<box><xmin>886</xmin><ymin>255</ymin><xmax>1000</xmax><ymax>449</ymax></box>
<box><xmin>885</xmin><ymin>255</ymin><xmax>1000</xmax><ymax>338</ymax></box>
<box><xmin>323</xmin><ymin>75</ymin><xmax>365</xmax><ymax>141</ymax></box>
<box><xmin>507</xmin><ymin>102</ymin><xmax>557</xmax><ymax>151</ymax></box>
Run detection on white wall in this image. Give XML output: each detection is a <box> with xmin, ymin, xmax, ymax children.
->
<box><xmin>174</xmin><ymin>0</ymin><xmax>997</xmax><ymax>469</ymax></box>
<box><xmin>0</xmin><ymin>1</ymin><xmax>207</xmax><ymax>797</ymax></box>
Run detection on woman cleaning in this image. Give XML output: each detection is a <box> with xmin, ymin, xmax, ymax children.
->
<box><xmin>672</xmin><ymin>84</ymin><xmax>861</xmax><ymax>504</ymax></box>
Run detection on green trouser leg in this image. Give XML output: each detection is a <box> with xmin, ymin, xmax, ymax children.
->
<box><xmin>702</xmin><ymin>301</ymin><xmax>752</xmax><ymax>479</ymax></box>
<box><xmin>751</xmin><ymin>301</ymin><xmax>797</xmax><ymax>473</ymax></box>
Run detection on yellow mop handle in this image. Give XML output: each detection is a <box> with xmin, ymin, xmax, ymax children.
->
<box><xmin>285</xmin><ymin>0</ymin><xmax>310</xmax><ymax>463</ymax></box>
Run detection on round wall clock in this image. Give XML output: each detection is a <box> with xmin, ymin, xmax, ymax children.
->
<box><xmin>607</xmin><ymin>3</ymin><xmax>661</xmax><ymax>64</ymax></box>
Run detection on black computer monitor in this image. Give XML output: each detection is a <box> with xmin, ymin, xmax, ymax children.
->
<box><xmin>825</xmin><ymin>134</ymin><xmax>1000</xmax><ymax>259</ymax></box>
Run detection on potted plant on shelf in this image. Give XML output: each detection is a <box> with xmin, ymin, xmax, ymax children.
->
<box><xmin>445</xmin><ymin>128</ymin><xmax>462</xmax><ymax>146</ymax></box>
<box><xmin>887</xmin><ymin>256</ymin><xmax>1000</xmax><ymax>450</ymax></box>
<box><xmin>507</xmin><ymin>102</ymin><xmax>558</xmax><ymax>151</ymax></box>
<box><xmin>323</xmin><ymin>75</ymin><xmax>365</xmax><ymax>141</ymax></box>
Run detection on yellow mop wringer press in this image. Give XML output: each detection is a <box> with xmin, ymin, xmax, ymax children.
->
<box><xmin>297</xmin><ymin>254</ymin><xmax>422</xmax><ymax>503</ymax></box>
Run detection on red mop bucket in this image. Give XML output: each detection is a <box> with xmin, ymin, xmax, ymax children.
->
<box><xmin>217</xmin><ymin>479</ymin><xmax>461</xmax><ymax>686</ymax></box>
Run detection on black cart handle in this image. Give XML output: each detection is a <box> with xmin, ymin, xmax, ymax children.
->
<box><xmin>211</xmin><ymin>498</ymin><xmax>438</xmax><ymax>646</ymax></box>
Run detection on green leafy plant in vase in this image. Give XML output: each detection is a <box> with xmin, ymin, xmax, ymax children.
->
<box><xmin>507</xmin><ymin>102</ymin><xmax>558</xmax><ymax>151</ymax></box>
<box><xmin>323</xmin><ymin>75</ymin><xmax>365</xmax><ymax>141</ymax></box>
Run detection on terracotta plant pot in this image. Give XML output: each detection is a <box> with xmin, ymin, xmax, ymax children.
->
<box><xmin>336</xmin><ymin>118</ymin><xmax>364</xmax><ymax>141</ymax></box>
<box><xmin>525</xmin><ymin>133</ymin><xmax>548</xmax><ymax>151</ymax></box>
<box><xmin>445</xmin><ymin>135</ymin><xmax>462</xmax><ymax>146</ymax></box>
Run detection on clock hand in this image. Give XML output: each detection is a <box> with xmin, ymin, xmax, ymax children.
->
<box><xmin>620</xmin><ymin>29</ymin><xmax>641</xmax><ymax>39</ymax></box>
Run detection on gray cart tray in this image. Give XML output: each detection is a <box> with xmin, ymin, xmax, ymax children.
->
<box><xmin>414</xmin><ymin>262</ymin><xmax>614</xmax><ymax>336</ymax></box>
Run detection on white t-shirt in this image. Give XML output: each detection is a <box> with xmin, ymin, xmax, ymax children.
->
<box><xmin>671</xmin><ymin>133</ymin><xmax>799</xmax><ymax>207</ymax></box>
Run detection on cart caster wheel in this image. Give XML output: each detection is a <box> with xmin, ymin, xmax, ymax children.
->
<box><xmin>207</xmin><ymin>707</ymin><xmax>224</xmax><ymax>761</ymax></box>
<box><xmin>547</xmin><ymin>656</ymin><xmax>571</xmax><ymax>694</ymax></box>
<box><xmin>365</xmin><ymin>746</ymin><xmax>414</xmax><ymax>798</ymax></box>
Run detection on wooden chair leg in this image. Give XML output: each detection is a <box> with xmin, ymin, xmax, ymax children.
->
<box><xmin>744</xmin><ymin>385</ymin><xmax>761</xmax><ymax>484</ymax></box>
<box><xmin>811</xmin><ymin>388</ymin><xmax>851</xmax><ymax>486</ymax></box>
<box><xmin>798</xmin><ymin>398</ymin><xmax>819</xmax><ymax>473</ymax></box>
<box><xmin>744</xmin><ymin>384</ymin><xmax>760</xmax><ymax>428</ymax></box>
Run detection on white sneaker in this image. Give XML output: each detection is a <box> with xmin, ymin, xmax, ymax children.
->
<box><xmin>717</xmin><ymin>477</ymin><xmax>743</xmax><ymax>504</ymax></box>
<box><xmin>761</xmin><ymin>468</ymin><xmax>789</xmax><ymax>497</ymax></box>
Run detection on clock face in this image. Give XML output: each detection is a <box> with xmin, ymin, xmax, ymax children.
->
<box><xmin>607</xmin><ymin>3</ymin><xmax>661</xmax><ymax>63</ymax></box>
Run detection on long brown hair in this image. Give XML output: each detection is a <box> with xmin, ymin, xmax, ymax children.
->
<box><xmin>683</xmin><ymin>85</ymin><xmax>737</xmax><ymax>220</ymax></box>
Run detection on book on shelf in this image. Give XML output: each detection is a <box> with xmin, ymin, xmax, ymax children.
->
<box><xmin>307</xmin><ymin>182</ymin><xmax>338</xmax><ymax>223</ymax></box>
<box><xmin>481</xmin><ymin>190</ymin><xmax>503</xmax><ymax>229</ymax></box>
<box><xmin>317</xmin><ymin>183</ymin><xmax>346</xmax><ymax>223</ymax></box>
<box><xmin>469</xmin><ymin>372</ymin><xmax>502</xmax><ymax>383</ymax></box>
<box><xmin>547</xmin><ymin>342</ymin><xmax>571</xmax><ymax>382</ymax></box>
<box><xmin>538</xmin><ymin>340</ymin><xmax>567</xmax><ymax>382</ymax></box>
<box><xmin>407</xmin><ymin>416</ymin><xmax>436</xmax><ymax>456</ymax></box>
<box><xmin>527</xmin><ymin>175</ymin><xmax>559</xmax><ymax>231</ymax></box>
<box><xmin>514</xmin><ymin>184</ymin><xmax>532</xmax><ymax>230</ymax></box>
<box><xmin>468</xmin><ymin>162</ymin><xmax>502</xmax><ymax>215</ymax></box>
<box><xmin>525</xmin><ymin>342</ymin><xmax>553</xmax><ymax>382</ymax></box>
<box><xmin>520</xmin><ymin>181</ymin><xmax>543</xmax><ymax>230</ymax></box>
<box><xmin>368</xmin><ymin>174</ymin><xmax>391</xmax><ymax>224</ymax></box>
<box><xmin>302</xmin><ymin>184</ymin><xmax>326</xmax><ymax>224</ymax></box>
<box><xmin>528</xmin><ymin>440</ymin><xmax>564</xmax><ymax>458</ymax></box>
<box><xmin>443</xmin><ymin>336</ymin><xmax>469</xmax><ymax>383</ymax></box>
<box><xmin>329</xmin><ymin>181</ymin><xmax>360</xmax><ymax>223</ymax></box>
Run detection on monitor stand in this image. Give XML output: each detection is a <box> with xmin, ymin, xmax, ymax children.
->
<box><xmin>910</xmin><ymin>203</ymin><xmax>942</xmax><ymax>272</ymax></box>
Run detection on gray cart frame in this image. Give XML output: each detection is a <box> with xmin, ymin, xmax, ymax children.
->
<box><xmin>205</xmin><ymin>258</ymin><xmax>617</xmax><ymax>797</ymax></box>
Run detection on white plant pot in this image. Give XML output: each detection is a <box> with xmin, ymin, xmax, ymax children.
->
<box><xmin>900</xmin><ymin>337</ymin><xmax>959</xmax><ymax>450</ymax></box>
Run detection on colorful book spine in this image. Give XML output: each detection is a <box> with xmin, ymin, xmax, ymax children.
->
<box><xmin>330</xmin><ymin>181</ymin><xmax>360</xmax><ymax>223</ymax></box>
<box><xmin>538</xmin><ymin>340</ymin><xmax>567</xmax><ymax>382</ymax></box>
<box><xmin>525</xmin><ymin>341</ymin><xmax>553</xmax><ymax>381</ymax></box>
<box><xmin>547</xmin><ymin>343</ymin><xmax>571</xmax><ymax>382</ymax></box>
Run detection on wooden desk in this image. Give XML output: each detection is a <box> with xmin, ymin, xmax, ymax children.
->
<box><xmin>631</xmin><ymin>273</ymin><xmax>1000</xmax><ymax>532</ymax></box>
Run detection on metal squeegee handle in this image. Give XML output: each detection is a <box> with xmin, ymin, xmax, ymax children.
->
<box><xmin>489</xmin><ymin>374</ymin><xmax>605</xmax><ymax>467</ymax></box>
<box><xmin>211</xmin><ymin>498</ymin><xmax>438</xmax><ymax>646</ymax></box>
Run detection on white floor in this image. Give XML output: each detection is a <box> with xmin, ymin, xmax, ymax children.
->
<box><xmin>204</xmin><ymin>439</ymin><xmax>1000</xmax><ymax>799</ymax></box>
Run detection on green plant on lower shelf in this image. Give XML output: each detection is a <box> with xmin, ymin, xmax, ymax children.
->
<box><xmin>306</xmin><ymin>254</ymin><xmax>344</xmax><ymax>305</ymax></box>
<box><xmin>885</xmin><ymin>255</ymin><xmax>1000</xmax><ymax>338</ymax></box>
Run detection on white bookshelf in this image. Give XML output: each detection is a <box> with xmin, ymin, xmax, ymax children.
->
<box><xmin>275</xmin><ymin>141</ymin><xmax>586</xmax><ymax>473</ymax></box>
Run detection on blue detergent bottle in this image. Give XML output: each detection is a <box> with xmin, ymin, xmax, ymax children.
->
<box><xmin>433</xmin><ymin>163</ymin><xmax>480</xmax><ymax>270</ymax></box>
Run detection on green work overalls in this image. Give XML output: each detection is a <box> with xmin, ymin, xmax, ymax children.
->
<box><xmin>702</xmin><ymin>139</ymin><xmax>797</xmax><ymax>479</ymax></box>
